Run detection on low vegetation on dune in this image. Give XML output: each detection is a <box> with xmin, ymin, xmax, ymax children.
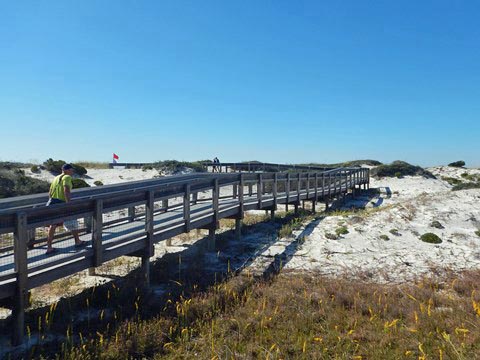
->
<box><xmin>144</xmin><ymin>160</ymin><xmax>209</xmax><ymax>174</ymax></box>
<box><xmin>371</xmin><ymin>161</ymin><xmax>435</xmax><ymax>179</ymax></box>
<box><xmin>43</xmin><ymin>158</ymin><xmax>88</xmax><ymax>176</ymax></box>
<box><xmin>0</xmin><ymin>168</ymin><xmax>50</xmax><ymax>198</ymax></box>
<box><xmin>302</xmin><ymin>159</ymin><xmax>382</xmax><ymax>168</ymax></box>
<box><xmin>56</xmin><ymin>271</ymin><xmax>480</xmax><ymax>359</ymax></box>
<box><xmin>448</xmin><ymin>160</ymin><xmax>466</xmax><ymax>168</ymax></box>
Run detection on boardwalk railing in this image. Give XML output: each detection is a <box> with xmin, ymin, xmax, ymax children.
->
<box><xmin>0</xmin><ymin>167</ymin><xmax>369</xmax><ymax>345</ymax></box>
<box><xmin>203</xmin><ymin>162</ymin><xmax>333</xmax><ymax>173</ymax></box>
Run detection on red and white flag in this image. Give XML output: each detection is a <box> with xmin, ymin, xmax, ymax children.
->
<box><xmin>113</xmin><ymin>153</ymin><xmax>119</xmax><ymax>163</ymax></box>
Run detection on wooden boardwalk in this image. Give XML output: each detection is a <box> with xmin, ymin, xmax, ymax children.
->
<box><xmin>0</xmin><ymin>166</ymin><xmax>369</xmax><ymax>344</ymax></box>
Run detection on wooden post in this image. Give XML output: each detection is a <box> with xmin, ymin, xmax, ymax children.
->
<box><xmin>13</xmin><ymin>212</ymin><xmax>28</xmax><ymax>346</ymax></box>
<box><xmin>286</xmin><ymin>173</ymin><xmax>290</xmax><ymax>211</ymax></box>
<box><xmin>314</xmin><ymin>173</ymin><xmax>319</xmax><ymax>201</ymax></box>
<box><xmin>162</xmin><ymin>199</ymin><xmax>168</xmax><ymax>211</ymax></box>
<box><xmin>248</xmin><ymin>183</ymin><xmax>253</xmax><ymax>197</ymax></box>
<box><xmin>128</xmin><ymin>206</ymin><xmax>135</xmax><ymax>222</ymax></box>
<box><xmin>297</xmin><ymin>173</ymin><xmax>301</xmax><ymax>204</ymax></box>
<box><xmin>142</xmin><ymin>190</ymin><xmax>155</xmax><ymax>289</ymax></box>
<box><xmin>192</xmin><ymin>192</ymin><xmax>198</xmax><ymax>205</ymax></box>
<box><xmin>89</xmin><ymin>199</ymin><xmax>104</xmax><ymax>276</ymax></box>
<box><xmin>184</xmin><ymin>184</ymin><xmax>191</xmax><ymax>233</ymax></box>
<box><xmin>213</xmin><ymin>178</ymin><xmax>219</xmax><ymax>225</ymax></box>
<box><xmin>257</xmin><ymin>173</ymin><xmax>263</xmax><ymax>209</ymax></box>
<box><xmin>233</xmin><ymin>184</ymin><xmax>238</xmax><ymax>199</ymax></box>
<box><xmin>273</xmin><ymin>173</ymin><xmax>278</xmax><ymax>211</ymax></box>
<box><xmin>294</xmin><ymin>203</ymin><xmax>299</xmax><ymax>215</ymax></box>
<box><xmin>306</xmin><ymin>173</ymin><xmax>310</xmax><ymax>199</ymax></box>
<box><xmin>239</xmin><ymin>174</ymin><xmax>244</xmax><ymax>218</ymax></box>
<box><xmin>207</xmin><ymin>227</ymin><xmax>216</xmax><ymax>251</ymax></box>
<box><xmin>235</xmin><ymin>218</ymin><xmax>242</xmax><ymax>240</ymax></box>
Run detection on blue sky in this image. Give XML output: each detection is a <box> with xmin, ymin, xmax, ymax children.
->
<box><xmin>1</xmin><ymin>1</ymin><xmax>479</xmax><ymax>166</ymax></box>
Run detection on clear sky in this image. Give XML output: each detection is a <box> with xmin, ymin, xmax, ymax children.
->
<box><xmin>1</xmin><ymin>1</ymin><xmax>479</xmax><ymax>166</ymax></box>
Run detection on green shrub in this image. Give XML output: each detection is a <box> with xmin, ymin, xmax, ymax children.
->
<box><xmin>430</xmin><ymin>220</ymin><xmax>444</xmax><ymax>229</ymax></box>
<box><xmin>72</xmin><ymin>163</ymin><xmax>87</xmax><ymax>176</ymax></box>
<box><xmin>151</xmin><ymin>160</ymin><xmax>207</xmax><ymax>174</ymax></box>
<box><xmin>394</xmin><ymin>172</ymin><xmax>402</xmax><ymax>178</ymax></box>
<box><xmin>325</xmin><ymin>232</ymin><xmax>338</xmax><ymax>240</ymax></box>
<box><xmin>0</xmin><ymin>170</ymin><xmax>50</xmax><ymax>198</ymax></box>
<box><xmin>452</xmin><ymin>182</ymin><xmax>480</xmax><ymax>191</ymax></box>
<box><xmin>94</xmin><ymin>180</ymin><xmax>104</xmax><ymax>186</ymax></box>
<box><xmin>43</xmin><ymin>158</ymin><xmax>65</xmax><ymax>174</ymax></box>
<box><xmin>372</xmin><ymin>161</ymin><xmax>435</xmax><ymax>179</ymax></box>
<box><xmin>335</xmin><ymin>226</ymin><xmax>349</xmax><ymax>236</ymax></box>
<box><xmin>43</xmin><ymin>158</ymin><xmax>87</xmax><ymax>176</ymax></box>
<box><xmin>389</xmin><ymin>229</ymin><xmax>399</xmax><ymax>236</ymax></box>
<box><xmin>30</xmin><ymin>165</ymin><xmax>40</xmax><ymax>173</ymax></box>
<box><xmin>448</xmin><ymin>160</ymin><xmax>465</xmax><ymax>168</ymax></box>
<box><xmin>72</xmin><ymin>178</ymin><xmax>90</xmax><ymax>189</ymax></box>
<box><xmin>441</xmin><ymin>176</ymin><xmax>462</xmax><ymax>186</ymax></box>
<box><xmin>380</xmin><ymin>235</ymin><xmax>390</xmax><ymax>241</ymax></box>
<box><xmin>475</xmin><ymin>230</ymin><xmax>480</xmax><ymax>237</ymax></box>
<box><xmin>420</xmin><ymin>233</ymin><xmax>442</xmax><ymax>244</ymax></box>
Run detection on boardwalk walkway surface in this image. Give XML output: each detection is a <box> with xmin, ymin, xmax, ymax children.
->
<box><xmin>0</xmin><ymin>165</ymin><xmax>369</xmax><ymax>345</ymax></box>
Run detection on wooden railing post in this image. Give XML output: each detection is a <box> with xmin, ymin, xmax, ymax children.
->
<box><xmin>297</xmin><ymin>173</ymin><xmax>301</xmax><ymax>203</ymax></box>
<box><xmin>213</xmin><ymin>178</ymin><xmax>219</xmax><ymax>225</ymax></box>
<box><xmin>128</xmin><ymin>206</ymin><xmax>135</xmax><ymax>222</ymax></box>
<box><xmin>257</xmin><ymin>173</ymin><xmax>263</xmax><ymax>208</ymax></box>
<box><xmin>184</xmin><ymin>184</ymin><xmax>191</xmax><ymax>232</ymax></box>
<box><xmin>239</xmin><ymin>174</ymin><xmax>244</xmax><ymax>218</ymax></box>
<box><xmin>286</xmin><ymin>173</ymin><xmax>290</xmax><ymax>211</ymax></box>
<box><xmin>92</xmin><ymin>199</ymin><xmax>104</xmax><ymax>268</ymax></box>
<box><xmin>12</xmin><ymin>212</ymin><xmax>28</xmax><ymax>346</ymax></box>
<box><xmin>306</xmin><ymin>173</ymin><xmax>310</xmax><ymax>199</ymax></box>
<box><xmin>273</xmin><ymin>173</ymin><xmax>278</xmax><ymax>210</ymax></box>
<box><xmin>162</xmin><ymin>199</ymin><xmax>168</xmax><ymax>211</ymax></box>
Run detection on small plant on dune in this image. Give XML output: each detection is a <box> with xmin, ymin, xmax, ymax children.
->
<box><xmin>441</xmin><ymin>176</ymin><xmax>462</xmax><ymax>186</ymax></box>
<box><xmin>72</xmin><ymin>178</ymin><xmax>90</xmax><ymax>189</ymax></box>
<box><xmin>448</xmin><ymin>160</ymin><xmax>465</xmax><ymax>168</ymax></box>
<box><xmin>30</xmin><ymin>164</ymin><xmax>40</xmax><ymax>173</ymax></box>
<box><xmin>324</xmin><ymin>232</ymin><xmax>338</xmax><ymax>240</ymax></box>
<box><xmin>452</xmin><ymin>182</ymin><xmax>480</xmax><ymax>191</ymax></box>
<box><xmin>430</xmin><ymin>220</ymin><xmax>444</xmax><ymax>229</ymax></box>
<box><xmin>394</xmin><ymin>172</ymin><xmax>402</xmax><ymax>178</ymax></box>
<box><xmin>379</xmin><ymin>234</ymin><xmax>390</xmax><ymax>241</ymax></box>
<box><xmin>420</xmin><ymin>232</ymin><xmax>442</xmax><ymax>244</ymax></box>
<box><xmin>389</xmin><ymin>228</ymin><xmax>400</xmax><ymax>236</ymax></box>
<box><xmin>475</xmin><ymin>230</ymin><xmax>480</xmax><ymax>237</ymax></box>
<box><xmin>335</xmin><ymin>226</ymin><xmax>349</xmax><ymax>236</ymax></box>
<box><xmin>94</xmin><ymin>180</ymin><xmax>104</xmax><ymax>186</ymax></box>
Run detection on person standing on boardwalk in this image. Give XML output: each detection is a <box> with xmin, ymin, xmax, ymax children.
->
<box><xmin>45</xmin><ymin>163</ymin><xmax>87</xmax><ymax>254</ymax></box>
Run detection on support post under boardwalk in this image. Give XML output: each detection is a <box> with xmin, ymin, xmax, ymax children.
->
<box><xmin>141</xmin><ymin>255</ymin><xmax>150</xmax><ymax>289</ymax></box>
<box><xmin>207</xmin><ymin>227</ymin><xmax>216</xmax><ymax>251</ymax></box>
<box><xmin>294</xmin><ymin>203</ymin><xmax>299</xmax><ymax>215</ymax></box>
<box><xmin>270</xmin><ymin>208</ymin><xmax>275</xmax><ymax>221</ymax></box>
<box><xmin>235</xmin><ymin>218</ymin><xmax>242</xmax><ymax>240</ymax></box>
<box><xmin>13</xmin><ymin>212</ymin><xmax>28</xmax><ymax>346</ymax></box>
<box><xmin>89</xmin><ymin>199</ymin><xmax>104</xmax><ymax>276</ymax></box>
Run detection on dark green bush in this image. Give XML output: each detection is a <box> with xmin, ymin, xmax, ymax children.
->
<box><xmin>430</xmin><ymin>220</ymin><xmax>444</xmax><ymax>229</ymax></box>
<box><xmin>372</xmin><ymin>161</ymin><xmax>435</xmax><ymax>179</ymax></box>
<box><xmin>380</xmin><ymin>235</ymin><xmax>390</xmax><ymax>241</ymax></box>
<box><xmin>151</xmin><ymin>160</ymin><xmax>207</xmax><ymax>174</ymax></box>
<box><xmin>394</xmin><ymin>172</ymin><xmax>402</xmax><ymax>178</ymax></box>
<box><xmin>389</xmin><ymin>229</ymin><xmax>400</xmax><ymax>236</ymax></box>
<box><xmin>475</xmin><ymin>230</ymin><xmax>480</xmax><ymax>237</ymax></box>
<box><xmin>72</xmin><ymin>163</ymin><xmax>87</xmax><ymax>176</ymax></box>
<box><xmin>30</xmin><ymin>165</ymin><xmax>40</xmax><ymax>173</ymax></box>
<box><xmin>72</xmin><ymin>178</ymin><xmax>90</xmax><ymax>189</ymax></box>
<box><xmin>451</xmin><ymin>182</ymin><xmax>480</xmax><ymax>191</ymax></box>
<box><xmin>448</xmin><ymin>160</ymin><xmax>465</xmax><ymax>168</ymax></box>
<box><xmin>441</xmin><ymin>176</ymin><xmax>462</xmax><ymax>186</ymax></box>
<box><xmin>335</xmin><ymin>226</ymin><xmax>349</xmax><ymax>236</ymax></box>
<box><xmin>0</xmin><ymin>170</ymin><xmax>50</xmax><ymax>198</ymax></box>
<box><xmin>325</xmin><ymin>232</ymin><xmax>338</xmax><ymax>240</ymax></box>
<box><xmin>43</xmin><ymin>158</ymin><xmax>65</xmax><ymax>174</ymax></box>
<box><xmin>94</xmin><ymin>180</ymin><xmax>104</xmax><ymax>186</ymax></box>
<box><xmin>420</xmin><ymin>233</ymin><xmax>442</xmax><ymax>244</ymax></box>
<box><xmin>43</xmin><ymin>158</ymin><xmax>87</xmax><ymax>176</ymax></box>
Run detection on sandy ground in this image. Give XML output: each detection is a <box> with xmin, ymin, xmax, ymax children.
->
<box><xmin>281</xmin><ymin>167</ymin><xmax>480</xmax><ymax>282</ymax></box>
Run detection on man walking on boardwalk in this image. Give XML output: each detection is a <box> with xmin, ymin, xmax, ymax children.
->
<box><xmin>45</xmin><ymin>163</ymin><xmax>87</xmax><ymax>254</ymax></box>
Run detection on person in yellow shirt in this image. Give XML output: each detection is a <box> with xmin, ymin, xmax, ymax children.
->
<box><xmin>45</xmin><ymin>163</ymin><xmax>87</xmax><ymax>254</ymax></box>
